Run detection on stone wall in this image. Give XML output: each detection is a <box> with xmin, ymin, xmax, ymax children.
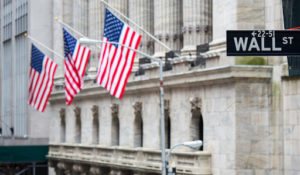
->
<box><xmin>282</xmin><ymin>78</ymin><xmax>300</xmax><ymax>175</ymax></box>
<box><xmin>48</xmin><ymin>64</ymin><xmax>274</xmax><ymax>175</ymax></box>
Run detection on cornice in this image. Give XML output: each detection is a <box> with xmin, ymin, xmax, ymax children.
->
<box><xmin>49</xmin><ymin>65</ymin><xmax>272</xmax><ymax>103</ymax></box>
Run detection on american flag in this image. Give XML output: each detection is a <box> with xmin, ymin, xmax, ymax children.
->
<box><xmin>63</xmin><ymin>28</ymin><xmax>91</xmax><ymax>105</ymax></box>
<box><xmin>96</xmin><ymin>9</ymin><xmax>141</xmax><ymax>99</ymax></box>
<box><xmin>28</xmin><ymin>44</ymin><xmax>58</xmax><ymax>112</ymax></box>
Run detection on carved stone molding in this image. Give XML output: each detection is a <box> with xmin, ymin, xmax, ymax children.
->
<box><xmin>190</xmin><ymin>97</ymin><xmax>201</xmax><ymax>114</ymax></box>
<box><xmin>74</xmin><ymin>107</ymin><xmax>81</xmax><ymax>118</ymax></box>
<box><xmin>57</xmin><ymin>162</ymin><xmax>69</xmax><ymax>170</ymax></box>
<box><xmin>111</xmin><ymin>104</ymin><xmax>119</xmax><ymax>118</ymax></box>
<box><xmin>90</xmin><ymin>167</ymin><xmax>101</xmax><ymax>174</ymax></box>
<box><xmin>72</xmin><ymin>164</ymin><xmax>88</xmax><ymax>173</ymax></box>
<box><xmin>59</xmin><ymin>108</ymin><xmax>65</xmax><ymax>120</ymax></box>
<box><xmin>91</xmin><ymin>105</ymin><xmax>99</xmax><ymax>120</ymax></box>
<box><xmin>164</xmin><ymin>100</ymin><xmax>170</xmax><ymax>117</ymax></box>
<box><xmin>133</xmin><ymin>102</ymin><xmax>142</xmax><ymax>117</ymax></box>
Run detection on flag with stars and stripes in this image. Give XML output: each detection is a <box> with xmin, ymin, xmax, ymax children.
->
<box><xmin>28</xmin><ymin>44</ymin><xmax>58</xmax><ymax>112</ymax></box>
<box><xmin>96</xmin><ymin>8</ymin><xmax>141</xmax><ymax>99</ymax></box>
<box><xmin>63</xmin><ymin>28</ymin><xmax>91</xmax><ymax>105</ymax></box>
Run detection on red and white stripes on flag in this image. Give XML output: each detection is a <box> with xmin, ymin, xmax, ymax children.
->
<box><xmin>28</xmin><ymin>44</ymin><xmax>58</xmax><ymax>112</ymax></box>
<box><xmin>63</xmin><ymin>28</ymin><xmax>91</xmax><ymax>105</ymax></box>
<box><xmin>96</xmin><ymin>9</ymin><xmax>141</xmax><ymax>98</ymax></box>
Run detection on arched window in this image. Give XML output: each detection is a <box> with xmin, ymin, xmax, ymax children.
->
<box><xmin>133</xmin><ymin>102</ymin><xmax>143</xmax><ymax>147</ymax></box>
<box><xmin>161</xmin><ymin>100</ymin><xmax>171</xmax><ymax>149</ymax></box>
<box><xmin>59</xmin><ymin>108</ymin><xmax>66</xmax><ymax>143</ymax></box>
<box><xmin>111</xmin><ymin>104</ymin><xmax>119</xmax><ymax>146</ymax></box>
<box><xmin>165</xmin><ymin>115</ymin><xmax>171</xmax><ymax>149</ymax></box>
<box><xmin>92</xmin><ymin>105</ymin><xmax>99</xmax><ymax>144</ymax></box>
<box><xmin>74</xmin><ymin>107</ymin><xmax>81</xmax><ymax>144</ymax></box>
<box><xmin>190</xmin><ymin>97</ymin><xmax>203</xmax><ymax>150</ymax></box>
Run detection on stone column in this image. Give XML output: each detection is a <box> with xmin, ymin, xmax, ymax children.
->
<box><xmin>181</xmin><ymin>0</ymin><xmax>212</xmax><ymax>55</ymax></box>
<box><xmin>129</xmin><ymin>0</ymin><xmax>154</xmax><ymax>70</ymax></box>
<box><xmin>108</xmin><ymin>0</ymin><xmax>128</xmax><ymax>17</ymax></box>
<box><xmin>154</xmin><ymin>0</ymin><xmax>183</xmax><ymax>57</ymax></box>
<box><xmin>73</xmin><ymin>0</ymin><xmax>89</xmax><ymax>36</ymax></box>
<box><xmin>71</xmin><ymin>0</ymin><xmax>90</xmax><ymax>76</ymax></box>
<box><xmin>88</xmin><ymin>0</ymin><xmax>107</xmax><ymax>76</ymax></box>
<box><xmin>63</xmin><ymin>0</ymin><xmax>73</xmax><ymax>27</ymax></box>
<box><xmin>53</xmin><ymin>0</ymin><xmax>64</xmax><ymax>78</ymax></box>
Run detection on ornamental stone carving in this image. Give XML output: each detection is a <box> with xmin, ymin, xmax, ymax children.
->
<box><xmin>133</xmin><ymin>102</ymin><xmax>142</xmax><ymax>117</ymax></box>
<box><xmin>90</xmin><ymin>167</ymin><xmax>101</xmax><ymax>174</ymax></box>
<box><xmin>190</xmin><ymin>97</ymin><xmax>201</xmax><ymax>114</ymax></box>
<box><xmin>72</xmin><ymin>164</ymin><xmax>88</xmax><ymax>173</ymax></box>
<box><xmin>111</xmin><ymin>104</ymin><xmax>119</xmax><ymax>118</ymax></box>
<box><xmin>164</xmin><ymin>100</ymin><xmax>170</xmax><ymax>117</ymax></box>
<box><xmin>91</xmin><ymin>105</ymin><xmax>99</xmax><ymax>119</ymax></box>
<box><xmin>74</xmin><ymin>107</ymin><xmax>81</xmax><ymax>117</ymax></box>
<box><xmin>57</xmin><ymin>162</ymin><xmax>68</xmax><ymax>170</ymax></box>
<box><xmin>59</xmin><ymin>108</ymin><xmax>65</xmax><ymax>120</ymax></box>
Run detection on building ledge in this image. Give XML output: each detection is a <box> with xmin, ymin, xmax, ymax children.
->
<box><xmin>49</xmin><ymin>65</ymin><xmax>273</xmax><ymax>103</ymax></box>
<box><xmin>48</xmin><ymin>143</ymin><xmax>212</xmax><ymax>175</ymax></box>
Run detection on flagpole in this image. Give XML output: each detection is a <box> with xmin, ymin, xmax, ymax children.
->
<box><xmin>55</xmin><ymin>17</ymin><xmax>101</xmax><ymax>51</ymax></box>
<box><xmin>55</xmin><ymin>17</ymin><xmax>85</xmax><ymax>38</ymax></box>
<box><xmin>99</xmin><ymin>0</ymin><xmax>179</xmax><ymax>58</ymax></box>
<box><xmin>25</xmin><ymin>33</ymin><xmax>65</xmax><ymax>60</ymax></box>
<box><xmin>79</xmin><ymin>38</ymin><xmax>166</xmax><ymax>175</ymax></box>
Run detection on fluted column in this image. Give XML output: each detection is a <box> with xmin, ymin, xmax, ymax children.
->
<box><xmin>109</xmin><ymin>0</ymin><xmax>128</xmax><ymax>17</ymax></box>
<box><xmin>181</xmin><ymin>0</ymin><xmax>212</xmax><ymax>54</ymax></box>
<box><xmin>154</xmin><ymin>0</ymin><xmax>183</xmax><ymax>57</ymax></box>
<box><xmin>129</xmin><ymin>0</ymin><xmax>154</xmax><ymax>70</ymax></box>
<box><xmin>53</xmin><ymin>0</ymin><xmax>64</xmax><ymax>78</ymax></box>
<box><xmin>73</xmin><ymin>0</ymin><xmax>89</xmax><ymax>36</ymax></box>
<box><xmin>88</xmin><ymin>0</ymin><xmax>106</xmax><ymax>76</ymax></box>
<box><xmin>63</xmin><ymin>0</ymin><xmax>73</xmax><ymax>27</ymax></box>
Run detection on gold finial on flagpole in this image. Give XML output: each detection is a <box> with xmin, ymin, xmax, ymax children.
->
<box><xmin>24</xmin><ymin>33</ymin><xmax>28</xmax><ymax>37</ymax></box>
<box><xmin>55</xmin><ymin>17</ymin><xmax>59</xmax><ymax>21</ymax></box>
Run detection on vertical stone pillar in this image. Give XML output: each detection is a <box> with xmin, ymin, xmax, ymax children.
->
<box><xmin>154</xmin><ymin>0</ymin><xmax>183</xmax><ymax>57</ymax></box>
<box><xmin>53</xmin><ymin>0</ymin><xmax>64</xmax><ymax>78</ymax></box>
<box><xmin>108</xmin><ymin>0</ymin><xmax>128</xmax><ymax>17</ymax></box>
<box><xmin>71</xmin><ymin>0</ymin><xmax>90</xmax><ymax>76</ymax></box>
<box><xmin>181</xmin><ymin>0</ymin><xmax>212</xmax><ymax>54</ymax></box>
<box><xmin>128</xmin><ymin>0</ymin><xmax>154</xmax><ymax>70</ymax></box>
<box><xmin>88</xmin><ymin>0</ymin><xmax>106</xmax><ymax>76</ymax></box>
<box><xmin>73</xmin><ymin>0</ymin><xmax>89</xmax><ymax>36</ymax></box>
<box><xmin>63</xmin><ymin>0</ymin><xmax>74</xmax><ymax>27</ymax></box>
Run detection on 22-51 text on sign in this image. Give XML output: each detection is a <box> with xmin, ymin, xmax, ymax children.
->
<box><xmin>227</xmin><ymin>30</ymin><xmax>300</xmax><ymax>56</ymax></box>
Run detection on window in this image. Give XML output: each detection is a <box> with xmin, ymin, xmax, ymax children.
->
<box><xmin>1</xmin><ymin>0</ymin><xmax>13</xmax><ymax>137</ymax></box>
<box><xmin>14</xmin><ymin>0</ymin><xmax>28</xmax><ymax>137</ymax></box>
<box><xmin>60</xmin><ymin>109</ymin><xmax>66</xmax><ymax>143</ymax></box>
<box><xmin>14</xmin><ymin>34</ymin><xmax>28</xmax><ymax>137</ymax></box>
<box><xmin>15</xmin><ymin>0</ymin><xmax>28</xmax><ymax>35</ymax></box>
<box><xmin>92</xmin><ymin>105</ymin><xmax>99</xmax><ymax>144</ymax></box>
<box><xmin>3</xmin><ymin>0</ymin><xmax>12</xmax><ymax>41</ymax></box>
<box><xmin>111</xmin><ymin>117</ymin><xmax>119</xmax><ymax>146</ymax></box>
<box><xmin>111</xmin><ymin>104</ymin><xmax>119</xmax><ymax>146</ymax></box>
<box><xmin>190</xmin><ymin>113</ymin><xmax>203</xmax><ymax>150</ymax></box>
<box><xmin>1</xmin><ymin>40</ymin><xmax>12</xmax><ymax>137</ymax></box>
<box><xmin>74</xmin><ymin>107</ymin><xmax>81</xmax><ymax>143</ymax></box>
<box><xmin>161</xmin><ymin>100</ymin><xmax>171</xmax><ymax>149</ymax></box>
<box><xmin>133</xmin><ymin>102</ymin><xmax>143</xmax><ymax>147</ymax></box>
<box><xmin>190</xmin><ymin>97</ymin><xmax>203</xmax><ymax>150</ymax></box>
<box><xmin>165</xmin><ymin>115</ymin><xmax>171</xmax><ymax>149</ymax></box>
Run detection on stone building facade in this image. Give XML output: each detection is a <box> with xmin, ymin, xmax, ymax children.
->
<box><xmin>44</xmin><ymin>0</ymin><xmax>300</xmax><ymax>175</ymax></box>
<box><xmin>0</xmin><ymin>0</ymin><xmax>53</xmax><ymax>174</ymax></box>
